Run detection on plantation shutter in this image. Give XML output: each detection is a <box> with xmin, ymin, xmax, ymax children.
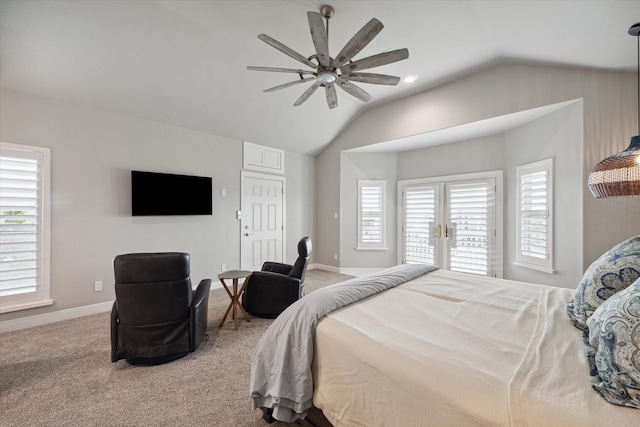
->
<box><xmin>357</xmin><ymin>180</ymin><xmax>386</xmax><ymax>248</ymax></box>
<box><xmin>516</xmin><ymin>159</ymin><xmax>553</xmax><ymax>272</ymax></box>
<box><xmin>403</xmin><ymin>184</ymin><xmax>438</xmax><ymax>264</ymax></box>
<box><xmin>445</xmin><ymin>180</ymin><xmax>494</xmax><ymax>276</ymax></box>
<box><xmin>0</xmin><ymin>143</ymin><xmax>51</xmax><ymax>312</ymax></box>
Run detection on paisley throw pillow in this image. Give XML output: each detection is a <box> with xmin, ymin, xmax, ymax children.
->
<box><xmin>567</xmin><ymin>235</ymin><xmax>640</xmax><ymax>330</ymax></box>
<box><xmin>586</xmin><ymin>278</ymin><xmax>640</xmax><ymax>408</ymax></box>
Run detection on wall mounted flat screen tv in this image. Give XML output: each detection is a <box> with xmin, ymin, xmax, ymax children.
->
<box><xmin>131</xmin><ymin>170</ymin><xmax>212</xmax><ymax>216</ymax></box>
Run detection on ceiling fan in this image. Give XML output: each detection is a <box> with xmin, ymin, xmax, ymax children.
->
<box><xmin>247</xmin><ymin>4</ymin><xmax>409</xmax><ymax>109</ymax></box>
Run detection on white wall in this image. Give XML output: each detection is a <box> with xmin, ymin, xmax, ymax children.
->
<box><xmin>316</xmin><ymin>63</ymin><xmax>640</xmax><ymax>276</ymax></box>
<box><xmin>0</xmin><ymin>89</ymin><xmax>314</xmax><ymax>322</ymax></box>
<box><xmin>503</xmin><ymin>101</ymin><xmax>584</xmax><ymax>287</ymax></box>
<box><xmin>340</xmin><ymin>152</ymin><xmax>397</xmax><ymax>269</ymax></box>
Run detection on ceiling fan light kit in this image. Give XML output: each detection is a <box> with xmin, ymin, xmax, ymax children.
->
<box><xmin>588</xmin><ymin>23</ymin><xmax>640</xmax><ymax>198</ymax></box>
<box><xmin>247</xmin><ymin>4</ymin><xmax>409</xmax><ymax>109</ymax></box>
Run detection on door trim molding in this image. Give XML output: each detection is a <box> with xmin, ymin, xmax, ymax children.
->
<box><xmin>240</xmin><ymin>171</ymin><xmax>286</xmax><ymax>270</ymax></box>
<box><xmin>397</xmin><ymin>170</ymin><xmax>503</xmax><ymax>277</ymax></box>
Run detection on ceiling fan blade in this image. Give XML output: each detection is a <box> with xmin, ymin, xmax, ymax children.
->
<box><xmin>257</xmin><ymin>34</ymin><xmax>318</xmax><ymax>69</ymax></box>
<box><xmin>325</xmin><ymin>84</ymin><xmax>338</xmax><ymax>109</ymax></box>
<box><xmin>294</xmin><ymin>81</ymin><xmax>322</xmax><ymax>106</ymax></box>
<box><xmin>247</xmin><ymin>66</ymin><xmax>315</xmax><ymax>75</ymax></box>
<box><xmin>342</xmin><ymin>48</ymin><xmax>409</xmax><ymax>72</ymax></box>
<box><xmin>307</xmin><ymin>12</ymin><xmax>331</xmax><ymax>68</ymax></box>
<box><xmin>345</xmin><ymin>72</ymin><xmax>400</xmax><ymax>86</ymax></box>
<box><xmin>264</xmin><ymin>77</ymin><xmax>315</xmax><ymax>92</ymax></box>
<box><xmin>333</xmin><ymin>18</ymin><xmax>384</xmax><ymax>68</ymax></box>
<box><xmin>336</xmin><ymin>78</ymin><xmax>372</xmax><ymax>103</ymax></box>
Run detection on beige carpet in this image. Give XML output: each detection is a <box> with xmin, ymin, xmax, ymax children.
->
<box><xmin>0</xmin><ymin>269</ymin><xmax>352</xmax><ymax>427</ymax></box>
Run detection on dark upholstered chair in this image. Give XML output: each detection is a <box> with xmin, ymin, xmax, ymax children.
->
<box><xmin>242</xmin><ymin>237</ymin><xmax>312</xmax><ymax>318</ymax></box>
<box><xmin>110</xmin><ymin>252</ymin><xmax>211</xmax><ymax>365</ymax></box>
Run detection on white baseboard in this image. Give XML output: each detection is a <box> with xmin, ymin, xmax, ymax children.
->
<box><xmin>0</xmin><ymin>301</ymin><xmax>114</xmax><ymax>333</ymax></box>
<box><xmin>337</xmin><ymin>267</ymin><xmax>386</xmax><ymax>277</ymax></box>
<box><xmin>0</xmin><ymin>266</ymin><xmax>381</xmax><ymax>333</ymax></box>
<box><xmin>308</xmin><ymin>263</ymin><xmax>339</xmax><ymax>273</ymax></box>
<box><xmin>309</xmin><ymin>264</ymin><xmax>386</xmax><ymax>277</ymax></box>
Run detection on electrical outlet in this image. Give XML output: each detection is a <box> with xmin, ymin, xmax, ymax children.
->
<box><xmin>221</xmin><ymin>264</ymin><xmax>227</xmax><ymax>272</ymax></box>
<box><xmin>334</xmin><ymin>253</ymin><xmax>338</xmax><ymax>260</ymax></box>
<box><xmin>94</xmin><ymin>280</ymin><xmax>103</xmax><ymax>292</ymax></box>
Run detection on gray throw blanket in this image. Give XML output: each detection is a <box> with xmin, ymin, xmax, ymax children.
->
<box><xmin>250</xmin><ymin>263</ymin><xmax>438</xmax><ymax>422</ymax></box>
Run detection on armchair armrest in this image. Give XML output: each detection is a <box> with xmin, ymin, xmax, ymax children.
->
<box><xmin>261</xmin><ymin>262</ymin><xmax>293</xmax><ymax>275</ymax></box>
<box><xmin>190</xmin><ymin>278</ymin><xmax>212</xmax><ymax>352</ymax></box>
<box><xmin>110</xmin><ymin>302</ymin><xmax>119</xmax><ymax>362</ymax></box>
<box><xmin>192</xmin><ymin>278</ymin><xmax>212</xmax><ymax>309</ymax></box>
<box><xmin>248</xmin><ymin>271</ymin><xmax>301</xmax><ymax>288</ymax></box>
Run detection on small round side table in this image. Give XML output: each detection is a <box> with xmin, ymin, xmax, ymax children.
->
<box><xmin>218</xmin><ymin>270</ymin><xmax>252</xmax><ymax>330</ymax></box>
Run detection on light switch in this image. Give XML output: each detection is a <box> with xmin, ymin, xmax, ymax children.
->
<box><xmin>221</xmin><ymin>188</ymin><xmax>227</xmax><ymax>197</ymax></box>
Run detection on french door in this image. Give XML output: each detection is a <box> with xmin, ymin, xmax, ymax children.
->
<box><xmin>399</xmin><ymin>172</ymin><xmax>502</xmax><ymax>277</ymax></box>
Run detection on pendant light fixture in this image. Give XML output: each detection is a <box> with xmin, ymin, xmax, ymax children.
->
<box><xmin>588</xmin><ymin>23</ymin><xmax>640</xmax><ymax>198</ymax></box>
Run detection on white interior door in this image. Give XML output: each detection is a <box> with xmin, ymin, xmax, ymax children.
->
<box><xmin>240</xmin><ymin>172</ymin><xmax>284</xmax><ymax>271</ymax></box>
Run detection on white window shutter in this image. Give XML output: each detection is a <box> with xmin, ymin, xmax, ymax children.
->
<box><xmin>446</xmin><ymin>180</ymin><xmax>494</xmax><ymax>276</ymax></box>
<box><xmin>515</xmin><ymin>158</ymin><xmax>554</xmax><ymax>273</ymax></box>
<box><xmin>403</xmin><ymin>184</ymin><xmax>438</xmax><ymax>264</ymax></box>
<box><xmin>357</xmin><ymin>180</ymin><xmax>386</xmax><ymax>249</ymax></box>
<box><xmin>0</xmin><ymin>143</ymin><xmax>52</xmax><ymax>313</ymax></box>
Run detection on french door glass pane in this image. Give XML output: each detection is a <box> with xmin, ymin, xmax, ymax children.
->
<box><xmin>404</xmin><ymin>185</ymin><xmax>437</xmax><ymax>264</ymax></box>
<box><xmin>446</xmin><ymin>181</ymin><xmax>493</xmax><ymax>276</ymax></box>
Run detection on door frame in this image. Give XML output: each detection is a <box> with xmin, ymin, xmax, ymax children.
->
<box><xmin>397</xmin><ymin>170</ymin><xmax>504</xmax><ymax>277</ymax></box>
<box><xmin>240</xmin><ymin>170</ymin><xmax>286</xmax><ymax>270</ymax></box>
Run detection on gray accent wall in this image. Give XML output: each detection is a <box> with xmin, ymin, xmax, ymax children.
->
<box><xmin>0</xmin><ymin>89</ymin><xmax>315</xmax><ymax>322</ymax></box>
<box><xmin>340</xmin><ymin>152</ymin><xmax>397</xmax><ymax>268</ymax></box>
<box><xmin>315</xmin><ymin>63</ymin><xmax>640</xmax><ymax>286</ymax></box>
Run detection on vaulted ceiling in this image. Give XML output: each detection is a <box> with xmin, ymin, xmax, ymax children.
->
<box><xmin>1</xmin><ymin>0</ymin><xmax>639</xmax><ymax>155</ymax></box>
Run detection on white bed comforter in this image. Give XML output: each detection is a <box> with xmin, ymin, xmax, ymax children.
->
<box><xmin>312</xmin><ymin>269</ymin><xmax>640</xmax><ymax>426</ymax></box>
<box><xmin>250</xmin><ymin>263</ymin><xmax>438</xmax><ymax>422</ymax></box>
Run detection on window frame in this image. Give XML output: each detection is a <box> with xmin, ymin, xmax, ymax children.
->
<box><xmin>357</xmin><ymin>179</ymin><xmax>387</xmax><ymax>250</ymax></box>
<box><xmin>514</xmin><ymin>158</ymin><xmax>554</xmax><ymax>274</ymax></box>
<box><xmin>0</xmin><ymin>142</ymin><xmax>52</xmax><ymax>313</ymax></box>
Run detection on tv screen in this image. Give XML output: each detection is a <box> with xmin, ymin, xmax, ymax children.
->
<box><xmin>131</xmin><ymin>170</ymin><xmax>212</xmax><ymax>216</ymax></box>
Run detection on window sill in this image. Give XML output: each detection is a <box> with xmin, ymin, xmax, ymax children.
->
<box><xmin>513</xmin><ymin>261</ymin><xmax>555</xmax><ymax>275</ymax></box>
<box><xmin>0</xmin><ymin>299</ymin><xmax>54</xmax><ymax>314</ymax></box>
<box><xmin>356</xmin><ymin>247</ymin><xmax>388</xmax><ymax>251</ymax></box>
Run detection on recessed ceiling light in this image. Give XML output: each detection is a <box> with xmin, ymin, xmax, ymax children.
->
<box><xmin>403</xmin><ymin>75</ymin><xmax>418</xmax><ymax>83</ymax></box>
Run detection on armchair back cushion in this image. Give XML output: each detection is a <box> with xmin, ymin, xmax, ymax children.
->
<box><xmin>114</xmin><ymin>253</ymin><xmax>192</xmax><ymax>325</ymax></box>
<box><xmin>289</xmin><ymin>236</ymin><xmax>312</xmax><ymax>283</ymax></box>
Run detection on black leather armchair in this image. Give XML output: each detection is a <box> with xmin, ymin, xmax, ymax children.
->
<box><xmin>242</xmin><ymin>236</ymin><xmax>312</xmax><ymax>318</ymax></box>
<box><xmin>110</xmin><ymin>252</ymin><xmax>211</xmax><ymax>365</ymax></box>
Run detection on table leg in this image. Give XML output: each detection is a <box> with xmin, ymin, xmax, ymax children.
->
<box><xmin>219</xmin><ymin>274</ymin><xmax>251</xmax><ymax>330</ymax></box>
<box><xmin>233</xmin><ymin>278</ymin><xmax>239</xmax><ymax>330</ymax></box>
<box><xmin>219</xmin><ymin>278</ymin><xmax>234</xmax><ymax>328</ymax></box>
<box><xmin>237</xmin><ymin>278</ymin><xmax>251</xmax><ymax>322</ymax></box>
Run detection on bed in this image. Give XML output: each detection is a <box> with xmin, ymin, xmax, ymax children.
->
<box><xmin>250</xmin><ymin>262</ymin><xmax>640</xmax><ymax>426</ymax></box>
